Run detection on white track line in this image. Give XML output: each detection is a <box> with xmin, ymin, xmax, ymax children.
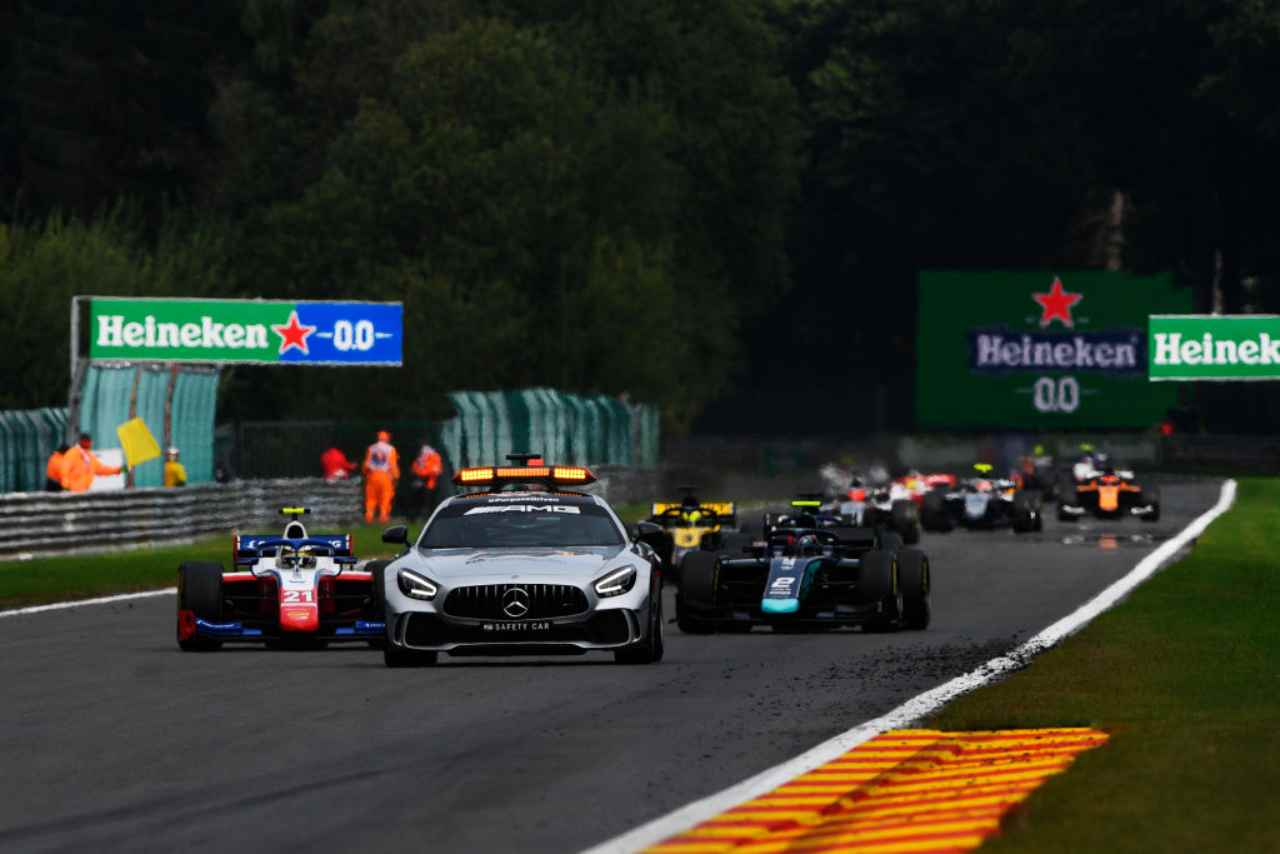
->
<box><xmin>0</xmin><ymin>588</ymin><xmax>177</xmax><ymax>619</ymax></box>
<box><xmin>0</xmin><ymin>559</ymin><xmax>374</xmax><ymax>620</ymax></box>
<box><xmin>582</xmin><ymin>479</ymin><xmax>1237</xmax><ymax>854</ymax></box>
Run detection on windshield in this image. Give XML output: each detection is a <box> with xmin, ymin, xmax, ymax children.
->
<box><xmin>420</xmin><ymin>498</ymin><xmax>624</xmax><ymax>548</ymax></box>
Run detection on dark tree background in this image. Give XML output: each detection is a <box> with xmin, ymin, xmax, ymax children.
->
<box><xmin>4</xmin><ymin>0</ymin><xmax>1280</xmax><ymax>430</ymax></box>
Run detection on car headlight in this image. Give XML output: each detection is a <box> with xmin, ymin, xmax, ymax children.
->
<box><xmin>397</xmin><ymin>568</ymin><xmax>439</xmax><ymax>601</ymax></box>
<box><xmin>594</xmin><ymin>565</ymin><xmax>637</xmax><ymax>597</ymax></box>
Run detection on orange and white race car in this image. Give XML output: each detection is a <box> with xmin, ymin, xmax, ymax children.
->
<box><xmin>1058</xmin><ymin>469</ymin><xmax>1160</xmax><ymax>522</ymax></box>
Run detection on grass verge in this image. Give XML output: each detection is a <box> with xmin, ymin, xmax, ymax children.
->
<box><xmin>929</xmin><ymin>477</ymin><xmax>1280</xmax><ymax>853</ymax></box>
<box><xmin>0</xmin><ymin>522</ymin><xmax>399</xmax><ymax>610</ymax></box>
<box><xmin>0</xmin><ymin>501</ymin><xmax>665</xmax><ymax>611</ymax></box>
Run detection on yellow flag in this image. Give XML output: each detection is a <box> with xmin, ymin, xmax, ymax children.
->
<box><xmin>116</xmin><ymin>418</ymin><xmax>162</xmax><ymax>468</ymax></box>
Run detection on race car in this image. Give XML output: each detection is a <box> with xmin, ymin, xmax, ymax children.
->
<box><xmin>675</xmin><ymin>521</ymin><xmax>930</xmax><ymax>633</ymax></box>
<box><xmin>375</xmin><ymin>457</ymin><xmax>665</xmax><ymax>666</ymax></box>
<box><xmin>1058</xmin><ymin>469</ymin><xmax>1160</xmax><ymax>522</ymax></box>
<box><xmin>920</xmin><ymin>464</ymin><xmax>1042</xmax><ymax>533</ymax></box>
<box><xmin>896</xmin><ymin>471</ymin><xmax>958</xmax><ymax>505</ymax></box>
<box><xmin>176</xmin><ymin>508</ymin><xmax>383</xmax><ymax>650</ymax></box>
<box><xmin>647</xmin><ymin>488</ymin><xmax>737</xmax><ymax>569</ymax></box>
<box><xmin>761</xmin><ymin>495</ymin><xmax>848</xmax><ymax>538</ymax></box>
<box><xmin>835</xmin><ymin>480</ymin><xmax>922</xmax><ymax>544</ymax></box>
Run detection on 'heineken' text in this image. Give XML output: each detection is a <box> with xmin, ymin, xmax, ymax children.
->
<box><xmin>97</xmin><ymin>314</ymin><xmax>269</xmax><ymax>351</ymax></box>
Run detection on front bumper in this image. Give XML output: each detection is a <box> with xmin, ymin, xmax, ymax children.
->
<box><xmin>1060</xmin><ymin>503</ymin><xmax>1157</xmax><ymax>520</ymax></box>
<box><xmin>191</xmin><ymin>616</ymin><xmax>385</xmax><ymax>642</ymax></box>
<box><xmin>680</xmin><ymin>598</ymin><xmax>883</xmax><ymax>627</ymax></box>
<box><xmin>390</xmin><ymin>609</ymin><xmax>642</xmax><ymax>654</ymax></box>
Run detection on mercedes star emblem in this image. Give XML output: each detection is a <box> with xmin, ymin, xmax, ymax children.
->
<box><xmin>502</xmin><ymin>587</ymin><xmax>531</xmax><ymax>618</ymax></box>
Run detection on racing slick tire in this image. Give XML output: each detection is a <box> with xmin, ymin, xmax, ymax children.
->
<box><xmin>1012</xmin><ymin>492</ymin><xmax>1041</xmax><ymax>534</ymax></box>
<box><xmin>676</xmin><ymin>551</ymin><xmax>717</xmax><ymax>634</ymax></box>
<box><xmin>860</xmin><ymin>550</ymin><xmax>902</xmax><ymax>633</ymax></box>
<box><xmin>897</xmin><ymin>549</ymin><xmax>931</xmax><ymax>631</ymax></box>
<box><xmin>177</xmin><ymin>561</ymin><xmax>223</xmax><ymax>651</ymax></box>
<box><xmin>920</xmin><ymin>491</ymin><xmax>953</xmax><ymax>533</ymax></box>
<box><xmin>890</xmin><ymin>499</ymin><xmax>921</xmax><ymax>544</ymax></box>
<box><xmin>366</xmin><ymin>560</ymin><xmax>390</xmax><ymax>649</ymax></box>
<box><xmin>1140</xmin><ymin>487</ymin><xmax>1161</xmax><ymax>522</ymax></box>
<box><xmin>616</xmin><ymin>592</ymin><xmax>665</xmax><ymax>664</ymax></box>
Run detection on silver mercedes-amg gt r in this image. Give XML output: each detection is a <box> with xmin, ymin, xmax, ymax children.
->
<box><xmin>374</xmin><ymin>462</ymin><xmax>665</xmax><ymax>667</ymax></box>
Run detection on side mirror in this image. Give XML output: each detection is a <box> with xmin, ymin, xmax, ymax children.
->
<box><xmin>633</xmin><ymin>521</ymin><xmax>663</xmax><ymax>540</ymax></box>
<box><xmin>632</xmin><ymin>521</ymin><xmax>673</xmax><ymax>570</ymax></box>
<box><xmin>382</xmin><ymin>525</ymin><xmax>409</xmax><ymax>545</ymax></box>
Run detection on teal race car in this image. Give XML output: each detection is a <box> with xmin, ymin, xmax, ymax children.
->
<box><xmin>674</xmin><ymin>522</ymin><xmax>931</xmax><ymax>634</ymax></box>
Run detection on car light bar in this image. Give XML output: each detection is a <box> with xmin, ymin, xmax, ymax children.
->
<box><xmin>452</xmin><ymin>464</ymin><xmax>596</xmax><ymax>486</ymax></box>
<box><xmin>791</xmin><ymin>499</ymin><xmax>823</xmax><ymax>508</ymax></box>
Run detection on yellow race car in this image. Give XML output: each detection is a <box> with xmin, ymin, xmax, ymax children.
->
<box><xmin>647</xmin><ymin>488</ymin><xmax>737</xmax><ymax>571</ymax></box>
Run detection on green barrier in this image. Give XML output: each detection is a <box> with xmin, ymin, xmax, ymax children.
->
<box><xmin>436</xmin><ymin>388</ymin><xmax>658</xmax><ymax>469</ymax></box>
<box><xmin>0</xmin><ymin>407</ymin><xmax>70</xmax><ymax>493</ymax></box>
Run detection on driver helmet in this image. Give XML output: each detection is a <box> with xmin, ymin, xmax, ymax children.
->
<box><xmin>278</xmin><ymin>545</ymin><xmax>317</xmax><ymax>569</ymax></box>
<box><xmin>868</xmin><ymin>464</ymin><xmax>890</xmax><ymax>486</ymax></box>
<box><xmin>796</xmin><ymin>533</ymin><xmax>823</xmax><ymax>555</ymax></box>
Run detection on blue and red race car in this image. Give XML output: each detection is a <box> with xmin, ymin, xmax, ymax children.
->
<box><xmin>176</xmin><ymin>508</ymin><xmax>384</xmax><ymax>650</ymax></box>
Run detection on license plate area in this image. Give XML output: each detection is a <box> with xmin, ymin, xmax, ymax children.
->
<box><xmin>480</xmin><ymin>621</ymin><xmax>552</xmax><ymax>634</ymax></box>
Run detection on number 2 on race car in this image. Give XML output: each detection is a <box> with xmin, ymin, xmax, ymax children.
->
<box><xmin>281</xmin><ymin>589</ymin><xmax>315</xmax><ymax>604</ymax></box>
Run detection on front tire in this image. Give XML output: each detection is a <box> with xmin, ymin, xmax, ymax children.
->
<box><xmin>860</xmin><ymin>550</ymin><xmax>901</xmax><ymax>633</ymax></box>
<box><xmin>921</xmin><ymin>491</ymin><xmax>953</xmax><ymax>533</ymax></box>
<box><xmin>891</xmin><ymin>499</ymin><xmax>921</xmax><ymax>544</ymax></box>
<box><xmin>1012</xmin><ymin>492</ymin><xmax>1039</xmax><ymax>534</ymax></box>
<box><xmin>616</xmin><ymin>593</ymin><xmax>664</xmax><ymax>664</ymax></box>
<box><xmin>177</xmin><ymin>561</ymin><xmax>224</xmax><ymax>651</ymax></box>
<box><xmin>898</xmin><ymin>549</ymin><xmax>931</xmax><ymax>631</ymax></box>
<box><xmin>1140</xmin><ymin>487</ymin><xmax>1161</xmax><ymax>522</ymax></box>
<box><xmin>366</xmin><ymin>560</ymin><xmax>390</xmax><ymax>649</ymax></box>
<box><xmin>676</xmin><ymin>551</ymin><xmax>717</xmax><ymax>634</ymax></box>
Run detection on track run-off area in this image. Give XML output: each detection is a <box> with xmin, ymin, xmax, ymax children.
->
<box><xmin>0</xmin><ymin>480</ymin><xmax>1223</xmax><ymax>853</ymax></box>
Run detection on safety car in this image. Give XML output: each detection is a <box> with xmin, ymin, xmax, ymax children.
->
<box><xmin>176</xmin><ymin>508</ymin><xmax>383</xmax><ymax>650</ymax></box>
<box><xmin>374</xmin><ymin>457</ymin><xmax>665</xmax><ymax>666</ymax></box>
<box><xmin>920</xmin><ymin>464</ymin><xmax>1042</xmax><ymax>533</ymax></box>
<box><xmin>676</xmin><ymin>521</ymin><xmax>930</xmax><ymax>633</ymax></box>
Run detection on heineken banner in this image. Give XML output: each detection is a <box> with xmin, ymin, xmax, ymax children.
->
<box><xmin>1150</xmin><ymin>315</ymin><xmax>1280</xmax><ymax>381</ymax></box>
<box><xmin>917</xmin><ymin>272</ymin><xmax>1192</xmax><ymax>429</ymax></box>
<box><xmin>88</xmin><ymin>298</ymin><xmax>402</xmax><ymax>365</ymax></box>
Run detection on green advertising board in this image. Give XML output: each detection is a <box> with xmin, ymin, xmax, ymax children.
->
<box><xmin>86</xmin><ymin>297</ymin><xmax>403</xmax><ymax>365</ymax></box>
<box><xmin>1149</xmin><ymin>315</ymin><xmax>1280</xmax><ymax>380</ymax></box>
<box><xmin>917</xmin><ymin>272</ymin><xmax>1192</xmax><ymax>429</ymax></box>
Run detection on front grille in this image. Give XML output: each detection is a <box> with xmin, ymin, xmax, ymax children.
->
<box><xmin>405</xmin><ymin>611</ymin><xmax>631</xmax><ymax>647</ymax></box>
<box><xmin>443</xmin><ymin>584</ymin><xmax>589</xmax><ymax>620</ymax></box>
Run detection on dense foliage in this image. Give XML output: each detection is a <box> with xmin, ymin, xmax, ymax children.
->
<box><xmin>4</xmin><ymin>1</ymin><xmax>1280</xmax><ymax>429</ymax></box>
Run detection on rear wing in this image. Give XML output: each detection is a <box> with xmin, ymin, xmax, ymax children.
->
<box><xmin>650</xmin><ymin>501</ymin><xmax>736</xmax><ymax>525</ymax></box>
<box><xmin>233</xmin><ymin>533</ymin><xmax>355</xmax><ymax>566</ymax></box>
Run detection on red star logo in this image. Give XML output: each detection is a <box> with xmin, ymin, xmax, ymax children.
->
<box><xmin>272</xmin><ymin>310</ymin><xmax>317</xmax><ymax>355</ymax></box>
<box><xmin>1032</xmin><ymin>277</ymin><xmax>1083</xmax><ymax>328</ymax></box>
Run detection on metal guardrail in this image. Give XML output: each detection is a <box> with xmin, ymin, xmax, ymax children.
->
<box><xmin>0</xmin><ymin>479</ymin><xmax>361</xmax><ymax>559</ymax></box>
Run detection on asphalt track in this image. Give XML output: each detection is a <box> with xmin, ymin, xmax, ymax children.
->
<box><xmin>0</xmin><ymin>480</ymin><xmax>1219</xmax><ymax>854</ymax></box>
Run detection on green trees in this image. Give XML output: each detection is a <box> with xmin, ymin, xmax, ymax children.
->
<box><xmin>6</xmin><ymin>1</ymin><xmax>1280</xmax><ymax>429</ymax></box>
<box><xmin>2</xmin><ymin>1</ymin><xmax>802</xmax><ymax>427</ymax></box>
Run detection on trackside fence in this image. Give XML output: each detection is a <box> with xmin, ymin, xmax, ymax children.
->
<box><xmin>436</xmin><ymin>389</ymin><xmax>658</xmax><ymax>470</ymax></box>
<box><xmin>0</xmin><ymin>466</ymin><xmax>658</xmax><ymax>560</ymax></box>
<box><xmin>0</xmin><ymin>479</ymin><xmax>360</xmax><ymax>559</ymax></box>
<box><xmin>233</xmin><ymin>389</ymin><xmax>660</xmax><ymax>479</ymax></box>
<box><xmin>0</xmin><ymin>407</ymin><xmax>70</xmax><ymax>493</ymax></box>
